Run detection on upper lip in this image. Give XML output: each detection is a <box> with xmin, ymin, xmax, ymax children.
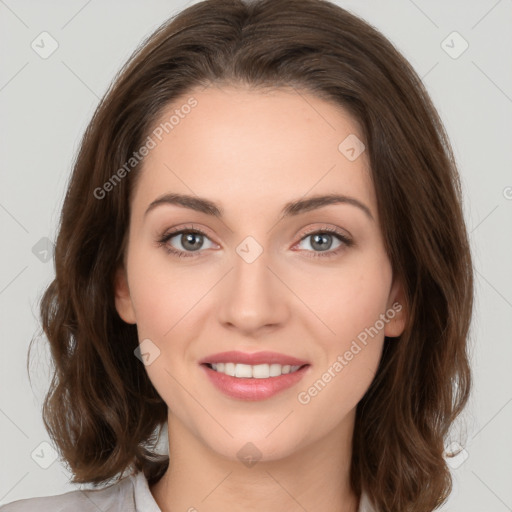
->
<box><xmin>199</xmin><ymin>351</ymin><xmax>310</xmax><ymax>367</ymax></box>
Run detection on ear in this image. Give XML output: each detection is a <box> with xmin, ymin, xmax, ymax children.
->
<box><xmin>114</xmin><ymin>265</ymin><xmax>137</xmax><ymax>324</ymax></box>
<box><xmin>384</xmin><ymin>275</ymin><xmax>407</xmax><ymax>338</ymax></box>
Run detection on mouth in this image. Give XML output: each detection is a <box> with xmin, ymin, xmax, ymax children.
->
<box><xmin>200</xmin><ymin>358</ymin><xmax>311</xmax><ymax>401</ymax></box>
<box><xmin>199</xmin><ymin>350</ymin><xmax>311</xmax><ymax>400</ymax></box>
<box><xmin>202</xmin><ymin>362</ymin><xmax>309</xmax><ymax>379</ymax></box>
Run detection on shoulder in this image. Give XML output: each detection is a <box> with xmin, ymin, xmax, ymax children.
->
<box><xmin>0</xmin><ymin>473</ymin><xmax>136</xmax><ymax>512</ymax></box>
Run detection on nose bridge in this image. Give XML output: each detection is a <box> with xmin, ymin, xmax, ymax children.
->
<box><xmin>218</xmin><ymin>235</ymin><xmax>287</xmax><ymax>331</ymax></box>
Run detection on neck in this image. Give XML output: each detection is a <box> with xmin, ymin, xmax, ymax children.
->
<box><xmin>150</xmin><ymin>411</ymin><xmax>360</xmax><ymax>512</ymax></box>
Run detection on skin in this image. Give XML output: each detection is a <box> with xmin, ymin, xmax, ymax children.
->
<box><xmin>114</xmin><ymin>84</ymin><xmax>406</xmax><ymax>512</ymax></box>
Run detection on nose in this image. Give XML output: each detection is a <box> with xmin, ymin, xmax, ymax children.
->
<box><xmin>217</xmin><ymin>246</ymin><xmax>289</xmax><ymax>336</ymax></box>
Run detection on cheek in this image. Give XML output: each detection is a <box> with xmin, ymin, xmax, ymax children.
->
<box><xmin>297</xmin><ymin>340</ymin><xmax>383</xmax><ymax>430</ymax></box>
<box><xmin>296</xmin><ymin>265</ymin><xmax>390</xmax><ymax>420</ymax></box>
<box><xmin>126</xmin><ymin>249</ymin><xmax>206</xmax><ymax>421</ymax></box>
<box><xmin>292</xmin><ymin>253</ymin><xmax>391</xmax><ymax>404</ymax></box>
<box><xmin>291</xmin><ymin>253</ymin><xmax>393</xmax><ymax>347</ymax></box>
<box><xmin>127</xmin><ymin>246</ymin><xmax>209</xmax><ymax>337</ymax></box>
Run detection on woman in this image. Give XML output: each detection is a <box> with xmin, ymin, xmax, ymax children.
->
<box><xmin>1</xmin><ymin>0</ymin><xmax>473</xmax><ymax>511</ymax></box>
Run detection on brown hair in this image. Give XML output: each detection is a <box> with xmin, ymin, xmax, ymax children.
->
<box><xmin>31</xmin><ymin>0</ymin><xmax>474</xmax><ymax>510</ymax></box>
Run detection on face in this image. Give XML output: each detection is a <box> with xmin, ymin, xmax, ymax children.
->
<box><xmin>114</xmin><ymin>84</ymin><xmax>406</xmax><ymax>462</ymax></box>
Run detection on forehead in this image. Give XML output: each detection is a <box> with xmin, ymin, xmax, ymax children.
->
<box><xmin>132</xmin><ymin>84</ymin><xmax>375</xmax><ymax>219</ymax></box>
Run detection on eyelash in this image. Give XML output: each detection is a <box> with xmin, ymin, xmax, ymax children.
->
<box><xmin>156</xmin><ymin>225</ymin><xmax>354</xmax><ymax>259</ymax></box>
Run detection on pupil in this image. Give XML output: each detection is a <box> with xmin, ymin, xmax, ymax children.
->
<box><xmin>312</xmin><ymin>233</ymin><xmax>331</xmax><ymax>251</ymax></box>
<box><xmin>183</xmin><ymin>233</ymin><xmax>202</xmax><ymax>251</ymax></box>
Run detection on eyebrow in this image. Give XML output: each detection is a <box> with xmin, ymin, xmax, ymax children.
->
<box><xmin>144</xmin><ymin>192</ymin><xmax>374</xmax><ymax>221</ymax></box>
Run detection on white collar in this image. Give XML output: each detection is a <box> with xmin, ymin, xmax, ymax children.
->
<box><xmin>131</xmin><ymin>471</ymin><xmax>161</xmax><ymax>512</ymax></box>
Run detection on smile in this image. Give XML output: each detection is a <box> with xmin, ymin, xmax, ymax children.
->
<box><xmin>206</xmin><ymin>362</ymin><xmax>304</xmax><ymax>378</ymax></box>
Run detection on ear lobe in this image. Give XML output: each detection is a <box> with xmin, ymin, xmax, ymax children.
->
<box><xmin>114</xmin><ymin>265</ymin><xmax>137</xmax><ymax>324</ymax></box>
<box><xmin>384</xmin><ymin>277</ymin><xmax>407</xmax><ymax>338</ymax></box>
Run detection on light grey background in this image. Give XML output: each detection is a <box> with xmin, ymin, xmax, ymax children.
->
<box><xmin>1</xmin><ymin>0</ymin><xmax>511</xmax><ymax>510</ymax></box>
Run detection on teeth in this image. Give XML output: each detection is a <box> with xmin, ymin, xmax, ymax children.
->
<box><xmin>210</xmin><ymin>362</ymin><xmax>302</xmax><ymax>378</ymax></box>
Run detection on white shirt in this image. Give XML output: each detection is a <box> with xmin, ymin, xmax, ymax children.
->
<box><xmin>0</xmin><ymin>471</ymin><xmax>376</xmax><ymax>511</ymax></box>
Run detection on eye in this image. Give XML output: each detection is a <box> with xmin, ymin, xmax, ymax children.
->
<box><xmin>157</xmin><ymin>225</ymin><xmax>354</xmax><ymax>259</ymax></box>
<box><xmin>157</xmin><ymin>225</ymin><xmax>215</xmax><ymax>258</ymax></box>
<box><xmin>294</xmin><ymin>226</ymin><xmax>354</xmax><ymax>258</ymax></box>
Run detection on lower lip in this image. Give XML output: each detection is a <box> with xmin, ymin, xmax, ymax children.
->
<box><xmin>201</xmin><ymin>364</ymin><xmax>311</xmax><ymax>401</ymax></box>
